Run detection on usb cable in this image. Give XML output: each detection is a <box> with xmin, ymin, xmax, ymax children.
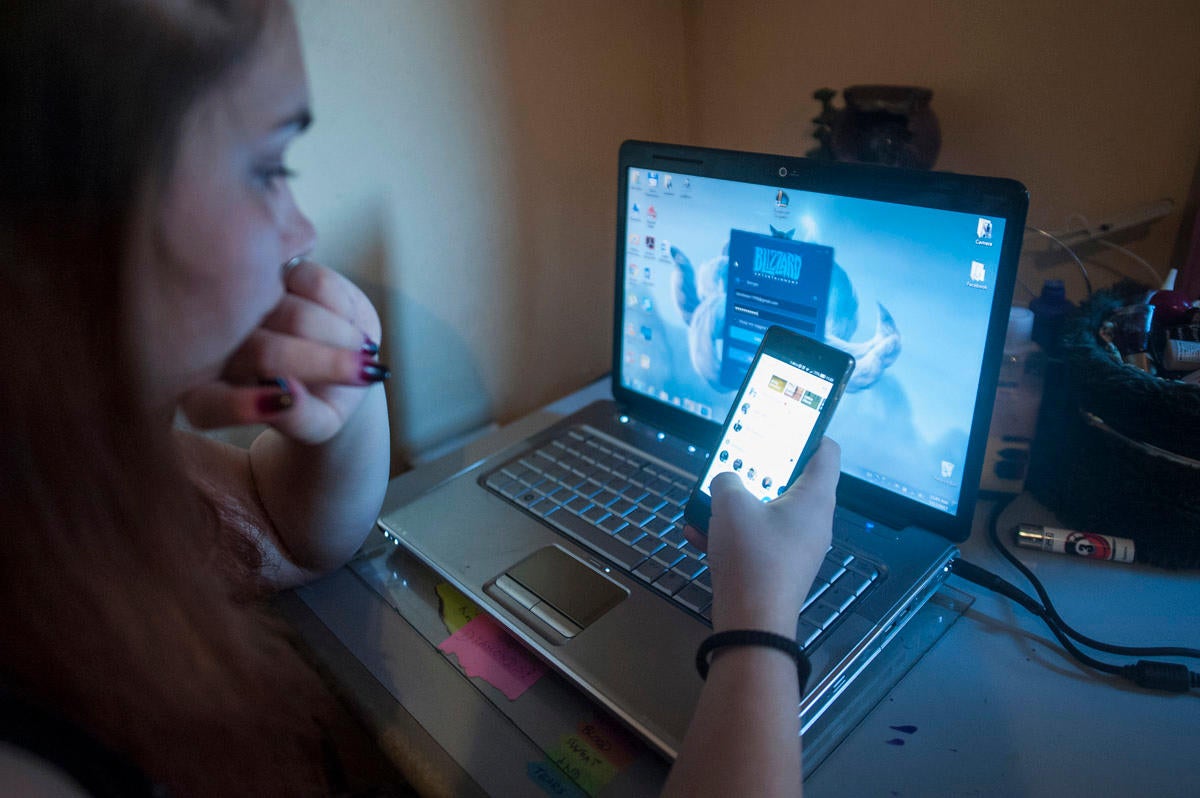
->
<box><xmin>949</xmin><ymin>497</ymin><xmax>1200</xmax><ymax>694</ymax></box>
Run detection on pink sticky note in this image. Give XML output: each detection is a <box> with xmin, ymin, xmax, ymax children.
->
<box><xmin>438</xmin><ymin>613</ymin><xmax>547</xmax><ymax>700</ymax></box>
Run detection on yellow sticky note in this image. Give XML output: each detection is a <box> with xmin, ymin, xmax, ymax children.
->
<box><xmin>436</xmin><ymin>581</ymin><xmax>481</xmax><ymax>634</ymax></box>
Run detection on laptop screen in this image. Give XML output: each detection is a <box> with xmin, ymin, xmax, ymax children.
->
<box><xmin>616</xmin><ymin>156</ymin><xmax>1016</xmax><ymax>519</ymax></box>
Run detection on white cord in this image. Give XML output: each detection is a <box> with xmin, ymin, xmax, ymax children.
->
<box><xmin>1065</xmin><ymin>212</ymin><xmax>1163</xmax><ymax>287</ymax></box>
<box><xmin>1014</xmin><ymin>275</ymin><xmax>1036</xmax><ymax>301</ymax></box>
<box><xmin>1096</xmin><ymin>238</ymin><xmax>1162</xmax><ymax>287</ymax></box>
<box><xmin>1025</xmin><ymin>226</ymin><xmax>1093</xmax><ymax>298</ymax></box>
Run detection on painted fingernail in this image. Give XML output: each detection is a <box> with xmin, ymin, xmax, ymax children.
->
<box><xmin>360</xmin><ymin>334</ymin><xmax>380</xmax><ymax>357</ymax></box>
<box><xmin>359</xmin><ymin>360</ymin><xmax>391</xmax><ymax>384</ymax></box>
<box><xmin>256</xmin><ymin>378</ymin><xmax>294</xmax><ymax>413</ymax></box>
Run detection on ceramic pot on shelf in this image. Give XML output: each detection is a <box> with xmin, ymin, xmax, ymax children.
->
<box><xmin>810</xmin><ymin>85</ymin><xmax>941</xmax><ymax>170</ymax></box>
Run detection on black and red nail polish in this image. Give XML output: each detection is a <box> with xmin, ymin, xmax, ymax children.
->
<box><xmin>256</xmin><ymin>377</ymin><xmax>295</xmax><ymax>414</ymax></box>
<box><xmin>359</xmin><ymin>353</ymin><xmax>391</xmax><ymax>383</ymax></box>
<box><xmin>361</xmin><ymin>334</ymin><xmax>380</xmax><ymax>357</ymax></box>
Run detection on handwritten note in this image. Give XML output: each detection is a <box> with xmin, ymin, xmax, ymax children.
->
<box><xmin>546</xmin><ymin>734</ymin><xmax>619</xmax><ymax>795</ymax></box>
<box><xmin>533</xmin><ymin>714</ymin><xmax>640</xmax><ymax>796</ymax></box>
<box><xmin>435</xmin><ymin>581</ymin><xmax>481</xmax><ymax>634</ymax></box>
<box><xmin>437</xmin><ymin>613</ymin><xmax>546</xmax><ymax>700</ymax></box>
<box><xmin>573</xmin><ymin>716</ymin><xmax>637</xmax><ymax>770</ymax></box>
<box><xmin>527</xmin><ymin>759</ymin><xmax>589</xmax><ymax>798</ymax></box>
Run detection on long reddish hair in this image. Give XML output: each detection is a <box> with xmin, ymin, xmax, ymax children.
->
<box><xmin>1</xmin><ymin>1</ymin><xmax>335</xmax><ymax>794</ymax></box>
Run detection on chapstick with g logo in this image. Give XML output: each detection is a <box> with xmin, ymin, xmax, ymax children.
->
<box><xmin>1015</xmin><ymin>523</ymin><xmax>1136</xmax><ymax>564</ymax></box>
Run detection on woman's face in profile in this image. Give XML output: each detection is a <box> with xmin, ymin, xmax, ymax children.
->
<box><xmin>125</xmin><ymin>3</ymin><xmax>316</xmax><ymax>405</ymax></box>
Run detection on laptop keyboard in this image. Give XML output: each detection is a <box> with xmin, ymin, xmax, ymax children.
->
<box><xmin>483</xmin><ymin>425</ymin><xmax>880</xmax><ymax>650</ymax></box>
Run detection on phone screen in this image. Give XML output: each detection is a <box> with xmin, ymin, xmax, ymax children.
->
<box><xmin>698</xmin><ymin>350</ymin><xmax>837</xmax><ymax>502</ymax></box>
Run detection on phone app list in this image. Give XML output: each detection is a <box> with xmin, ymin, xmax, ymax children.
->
<box><xmin>703</xmin><ymin>355</ymin><xmax>831</xmax><ymax>501</ymax></box>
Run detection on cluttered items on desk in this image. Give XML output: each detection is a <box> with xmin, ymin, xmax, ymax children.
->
<box><xmin>1024</xmin><ymin>274</ymin><xmax>1200</xmax><ymax>569</ymax></box>
<box><xmin>1096</xmin><ymin>269</ymin><xmax>1200</xmax><ymax>380</ymax></box>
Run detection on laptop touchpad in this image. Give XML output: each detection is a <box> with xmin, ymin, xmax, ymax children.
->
<box><xmin>488</xmin><ymin>546</ymin><xmax>628</xmax><ymax>641</ymax></box>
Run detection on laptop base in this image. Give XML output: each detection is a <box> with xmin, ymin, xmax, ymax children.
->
<box><xmin>345</xmin><ymin>542</ymin><xmax>971</xmax><ymax>786</ymax></box>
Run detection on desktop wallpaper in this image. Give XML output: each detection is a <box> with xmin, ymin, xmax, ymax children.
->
<box><xmin>619</xmin><ymin>169</ymin><xmax>1006</xmax><ymax>514</ymax></box>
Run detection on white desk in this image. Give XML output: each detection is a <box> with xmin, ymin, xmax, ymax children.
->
<box><xmin>278</xmin><ymin>380</ymin><xmax>1200</xmax><ymax>797</ymax></box>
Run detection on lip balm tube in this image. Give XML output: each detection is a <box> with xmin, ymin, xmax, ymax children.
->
<box><xmin>1015</xmin><ymin>523</ymin><xmax>1136</xmax><ymax>564</ymax></box>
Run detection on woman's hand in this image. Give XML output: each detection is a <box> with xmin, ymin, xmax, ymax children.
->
<box><xmin>665</xmin><ymin>440</ymin><xmax>839</xmax><ymax>798</ymax></box>
<box><xmin>687</xmin><ymin>439</ymin><xmax>840</xmax><ymax>637</ymax></box>
<box><xmin>179</xmin><ymin>259</ymin><xmax>387</xmax><ymax>444</ymax></box>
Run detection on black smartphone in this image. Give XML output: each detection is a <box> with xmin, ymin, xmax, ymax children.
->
<box><xmin>683</xmin><ymin>325</ymin><xmax>855</xmax><ymax>532</ymax></box>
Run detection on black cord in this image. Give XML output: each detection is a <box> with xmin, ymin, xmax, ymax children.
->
<box><xmin>950</xmin><ymin>559</ymin><xmax>1121</xmax><ymax>674</ymax></box>
<box><xmin>986</xmin><ymin>496</ymin><xmax>1200</xmax><ymax>661</ymax></box>
<box><xmin>948</xmin><ymin>496</ymin><xmax>1200</xmax><ymax>693</ymax></box>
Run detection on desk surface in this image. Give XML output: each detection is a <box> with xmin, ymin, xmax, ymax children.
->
<box><xmin>279</xmin><ymin>379</ymin><xmax>1200</xmax><ymax>797</ymax></box>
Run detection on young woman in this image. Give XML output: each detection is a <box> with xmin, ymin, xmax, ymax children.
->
<box><xmin>2</xmin><ymin>1</ymin><xmax>389</xmax><ymax>794</ymax></box>
<box><xmin>0</xmin><ymin>1</ymin><xmax>839</xmax><ymax>795</ymax></box>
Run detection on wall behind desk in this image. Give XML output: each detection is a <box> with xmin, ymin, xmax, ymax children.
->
<box><xmin>289</xmin><ymin>0</ymin><xmax>687</xmax><ymax>467</ymax></box>
<box><xmin>683</xmin><ymin>0</ymin><xmax>1200</xmax><ymax>304</ymax></box>
<box><xmin>289</xmin><ymin>0</ymin><xmax>1200</xmax><ymax>466</ymax></box>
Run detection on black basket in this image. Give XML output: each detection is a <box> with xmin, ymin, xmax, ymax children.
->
<box><xmin>1026</xmin><ymin>283</ymin><xmax>1200</xmax><ymax>569</ymax></box>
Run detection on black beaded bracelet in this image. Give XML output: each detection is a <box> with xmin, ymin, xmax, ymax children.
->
<box><xmin>696</xmin><ymin>630</ymin><xmax>812</xmax><ymax>692</ymax></box>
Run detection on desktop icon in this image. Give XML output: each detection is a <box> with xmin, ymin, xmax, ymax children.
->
<box><xmin>645</xmin><ymin>235</ymin><xmax>655</xmax><ymax>250</ymax></box>
<box><xmin>663</xmin><ymin>174</ymin><xmax>673</xmax><ymax>191</ymax></box>
<box><xmin>647</xmin><ymin>171</ymin><xmax>659</xmax><ymax>188</ymax></box>
<box><xmin>970</xmin><ymin>260</ymin><xmax>986</xmax><ymax>283</ymax></box>
<box><xmin>647</xmin><ymin>205</ymin><xmax>657</xmax><ymax>221</ymax></box>
<box><xmin>941</xmin><ymin>460</ymin><xmax>956</xmax><ymax>479</ymax></box>
<box><xmin>977</xmin><ymin>218</ymin><xmax>992</xmax><ymax>239</ymax></box>
<box><xmin>631</xmin><ymin>170</ymin><xmax>641</xmax><ymax>186</ymax></box>
<box><xmin>775</xmin><ymin>189</ymin><xmax>790</xmax><ymax>208</ymax></box>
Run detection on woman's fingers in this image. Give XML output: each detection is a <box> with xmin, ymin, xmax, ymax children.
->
<box><xmin>245</xmin><ymin>258</ymin><xmax>389</xmax><ymax>388</ymax></box>
<box><xmin>284</xmin><ymin>258</ymin><xmax>380</xmax><ymax>343</ymax></box>
<box><xmin>261</xmin><ymin>292</ymin><xmax>367</xmax><ymax>352</ymax></box>
<box><xmin>221</xmin><ymin>329</ymin><xmax>389</xmax><ymax>388</ymax></box>
<box><xmin>180</xmin><ymin>379</ymin><xmax>298</xmax><ymax>429</ymax></box>
<box><xmin>683</xmin><ymin>524</ymin><xmax>709</xmax><ymax>553</ymax></box>
<box><xmin>705</xmin><ymin>439</ymin><xmax>840</xmax><ymax>526</ymax></box>
<box><xmin>708</xmin><ymin>471</ymin><xmax>758</xmax><ymax>520</ymax></box>
<box><xmin>180</xmin><ymin>261</ymin><xmax>387</xmax><ymax>445</ymax></box>
<box><xmin>180</xmin><ymin>379</ymin><xmax>348</xmax><ymax>444</ymax></box>
<box><xmin>775</xmin><ymin>439</ymin><xmax>841</xmax><ymax>508</ymax></box>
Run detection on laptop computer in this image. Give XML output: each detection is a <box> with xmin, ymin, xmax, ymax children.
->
<box><xmin>378</xmin><ymin>140</ymin><xmax>1028</xmax><ymax>760</ymax></box>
